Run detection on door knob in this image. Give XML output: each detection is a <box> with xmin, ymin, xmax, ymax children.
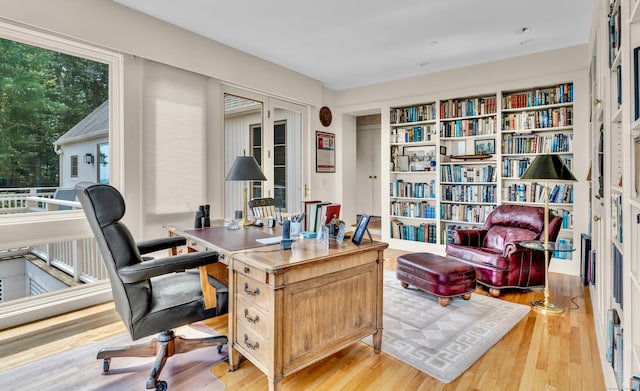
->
<box><xmin>593</xmin><ymin>215</ymin><xmax>601</xmax><ymax>222</ymax></box>
<box><xmin>369</xmin><ymin>175</ymin><xmax>372</xmax><ymax>179</ymax></box>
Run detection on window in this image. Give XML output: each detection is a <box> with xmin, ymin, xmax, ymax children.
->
<box><xmin>250</xmin><ymin>123</ymin><xmax>262</xmax><ymax>198</ymax></box>
<box><xmin>97</xmin><ymin>143</ymin><xmax>109</xmax><ymax>184</ymax></box>
<box><xmin>70</xmin><ymin>155</ymin><xmax>78</xmax><ymax>177</ymax></box>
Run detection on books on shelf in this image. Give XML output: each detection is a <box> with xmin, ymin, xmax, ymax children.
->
<box><xmin>502</xmin><ymin>183</ymin><xmax>573</xmax><ymax>204</ymax></box>
<box><xmin>502</xmin><ymin>106</ymin><xmax>573</xmax><ymax>130</ymax></box>
<box><xmin>502</xmin><ymin>83</ymin><xmax>574</xmax><ymax>108</ymax></box>
<box><xmin>390</xmin><ymin>200</ymin><xmax>436</xmax><ymax>219</ymax></box>
<box><xmin>441</xmin><ymin>184</ymin><xmax>496</xmax><ymax>203</ymax></box>
<box><xmin>390</xmin><ymin>179</ymin><xmax>436</xmax><ymax>198</ymax></box>
<box><xmin>390</xmin><ymin>219</ymin><xmax>437</xmax><ymax>243</ymax></box>
<box><xmin>440</xmin><ymin>204</ymin><xmax>494</xmax><ymax>224</ymax></box>
<box><xmin>440</xmin><ymin>117</ymin><xmax>497</xmax><ymax>137</ymax></box>
<box><xmin>439</xmin><ymin>96</ymin><xmax>497</xmax><ymax>118</ymax></box>
<box><xmin>441</xmin><ymin>164</ymin><xmax>496</xmax><ymax>183</ymax></box>
<box><xmin>390</xmin><ymin>125</ymin><xmax>436</xmax><ymax>143</ymax></box>
<box><xmin>502</xmin><ymin>133</ymin><xmax>573</xmax><ymax>154</ymax></box>
<box><xmin>390</xmin><ymin>103</ymin><xmax>436</xmax><ymax>124</ymax></box>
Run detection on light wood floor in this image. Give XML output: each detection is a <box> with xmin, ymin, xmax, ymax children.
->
<box><xmin>0</xmin><ymin>248</ymin><xmax>606</xmax><ymax>390</ymax></box>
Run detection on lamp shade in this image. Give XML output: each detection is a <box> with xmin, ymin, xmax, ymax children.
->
<box><xmin>520</xmin><ymin>154</ymin><xmax>577</xmax><ymax>182</ymax></box>
<box><xmin>225</xmin><ymin>156</ymin><xmax>267</xmax><ymax>181</ymax></box>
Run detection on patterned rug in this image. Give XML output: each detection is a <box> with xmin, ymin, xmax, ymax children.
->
<box><xmin>364</xmin><ymin>270</ymin><xmax>530</xmax><ymax>383</ymax></box>
<box><xmin>1</xmin><ymin>322</ymin><xmax>226</xmax><ymax>391</ymax></box>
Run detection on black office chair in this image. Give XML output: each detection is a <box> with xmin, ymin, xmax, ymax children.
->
<box><xmin>75</xmin><ymin>183</ymin><xmax>228</xmax><ymax>391</ymax></box>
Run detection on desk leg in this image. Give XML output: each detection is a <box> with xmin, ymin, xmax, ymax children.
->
<box><xmin>268</xmin><ymin>377</ymin><xmax>281</xmax><ymax>391</ymax></box>
<box><xmin>372</xmin><ymin>329</ymin><xmax>383</xmax><ymax>354</ymax></box>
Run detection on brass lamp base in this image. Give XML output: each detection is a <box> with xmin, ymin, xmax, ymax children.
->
<box><xmin>531</xmin><ymin>299</ymin><xmax>564</xmax><ymax>314</ymax></box>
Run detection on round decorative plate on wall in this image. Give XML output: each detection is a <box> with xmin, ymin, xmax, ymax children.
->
<box><xmin>319</xmin><ymin>106</ymin><xmax>332</xmax><ymax>127</ymax></box>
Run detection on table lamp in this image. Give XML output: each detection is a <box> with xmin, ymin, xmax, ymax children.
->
<box><xmin>520</xmin><ymin>154</ymin><xmax>577</xmax><ymax>314</ymax></box>
<box><xmin>225</xmin><ymin>155</ymin><xmax>266</xmax><ymax>226</ymax></box>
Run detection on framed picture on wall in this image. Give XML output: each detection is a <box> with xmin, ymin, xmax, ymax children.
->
<box><xmin>316</xmin><ymin>131</ymin><xmax>335</xmax><ymax>173</ymax></box>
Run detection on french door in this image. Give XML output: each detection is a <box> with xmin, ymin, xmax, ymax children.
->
<box><xmin>224</xmin><ymin>87</ymin><xmax>307</xmax><ymax>218</ymax></box>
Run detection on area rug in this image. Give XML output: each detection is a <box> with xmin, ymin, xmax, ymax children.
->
<box><xmin>1</xmin><ymin>322</ymin><xmax>226</xmax><ymax>391</ymax></box>
<box><xmin>363</xmin><ymin>270</ymin><xmax>530</xmax><ymax>384</ymax></box>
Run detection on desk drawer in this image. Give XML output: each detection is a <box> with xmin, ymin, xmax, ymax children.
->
<box><xmin>235</xmin><ymin>272</ymin><xmax>271</xmax><ymax>310</ymax></box>
<box><xmin>236</xmin><ymin>295</ymin><xmax>271</xmax><ymax>339</ymax></box>
<box><xmin>233</xmin><ymin>260</ymin><xmax>268</xmax><ymax>284</ymax></box>
<box><xmin>236</xmin><ymin>322</ymin><xmax>269</xmax><ymax>367</ymax></box>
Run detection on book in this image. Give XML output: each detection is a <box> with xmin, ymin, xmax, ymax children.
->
<box><xmin>322</xmin><ymin>203</ymin><xmax>341</xmax><ymax>225</ymax></box>
<box><xmin>302</xmin><ymin>200</ymin><xmax>321</xmax><ymax>231</ymax></box>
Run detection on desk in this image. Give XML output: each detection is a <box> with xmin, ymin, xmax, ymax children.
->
<box><xmin>164</xmin><ymin>223</ymin><xmax>388</xmax><ymax>391</ymax></box>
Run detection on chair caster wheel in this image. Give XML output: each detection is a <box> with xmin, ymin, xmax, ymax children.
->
<box><xmin>102</xmin><ymin>358</ymin><xmax>111</xmax><ymax>373</ymax></box>
<box><xmin>155</xmin><ymin>380</ymin><xmax>168</xmax><ymax>391</ymax></box>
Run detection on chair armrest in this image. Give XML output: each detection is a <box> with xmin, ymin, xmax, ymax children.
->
<box><xmin>504</xmin><ymin>241</ymin><xmax>522</xmax><ymax>257</ymax></box>
<box><xmin>119</xmin><ymin>250</ymin><xmax>219</xmax><ymax>283</ymax></box>
<box><xmin>452</xmin><ymin>229</ymin><xmax>487</xmax><ymax>247</ymax></box>
<box><xmin>136</xmin><ymin>236</ymin><xmax>187</xmax><ymax>255</ymax></box>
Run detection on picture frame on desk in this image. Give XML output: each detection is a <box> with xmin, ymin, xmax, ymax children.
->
<box><xmin>474</xmin><ymin>138</ymin><xmax>495</xmax><ymax>155</ymax></box>
<box><xmin>352</xmin><ymin>214</ymin><xmax>371</xmax><ymax>246</ymax></box>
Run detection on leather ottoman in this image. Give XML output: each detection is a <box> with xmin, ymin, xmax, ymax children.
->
<box><xmin>396</xmin><ymin>252</ymin><xmax>476</xmax><ymax>306</ymax></box>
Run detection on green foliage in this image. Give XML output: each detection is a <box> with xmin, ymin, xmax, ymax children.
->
<box><xmin>0</xmin><ymin>38</ymin><xmax>108</xmax><ymax>187</ymax></box>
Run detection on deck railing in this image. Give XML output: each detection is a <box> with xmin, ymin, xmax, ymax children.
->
<box><xmin>0</xmin><ymin>187</ymin><xmax>106</xmax><ymax>282</ymax></box>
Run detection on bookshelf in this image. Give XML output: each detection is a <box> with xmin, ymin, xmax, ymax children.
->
<box><xmin>438</xmin><ymin>94</ymin><xmax>498</xmax><ymax>244</ymax></box>
<box><xmin>589</xmin><ymin>0</ymin><xmax>640</xmax><ymax>388</ymax></box>
<box><xmin>389</xmin><ymin>102</ymin><xmax>439</xmax><ymax>246</ymax></box>
<box><xmin>499</xmin><ymin>83</ymin><xmax>575</xmax><ymax>261</ymax></box>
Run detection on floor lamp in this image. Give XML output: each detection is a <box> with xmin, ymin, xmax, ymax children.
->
<box><xmin>225</xmin><ymin>155</ymin><xmax>266</xmax><ymax>227</ymax></box>
<box><xmin>520</xmin><ymin>154</ymin><xmax>577</xmax><ymax>314</ymax></box>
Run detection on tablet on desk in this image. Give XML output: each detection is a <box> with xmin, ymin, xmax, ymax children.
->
<box><xmin>352</xmin><ymin>214</ymin><xmax>371</xmax><ymax>246</ymax></box>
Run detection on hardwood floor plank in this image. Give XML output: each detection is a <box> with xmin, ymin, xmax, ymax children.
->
<box><xmin>0</xmin><ymin>251</ymin><xmax>606</xmax><ymax>391</ymax></box>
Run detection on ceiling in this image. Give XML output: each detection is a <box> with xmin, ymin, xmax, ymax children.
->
<box><xmin>113</xmin><ymin>0</ymin><xmax>595</xmax><ymax>91</ymax></box>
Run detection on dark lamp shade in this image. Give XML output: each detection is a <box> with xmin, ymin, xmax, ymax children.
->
<box><xmin>225</xmin><ymin>156</ymin><xmax>267</xmax><ymax>181</ymax></box>
<box><xmin>520</xmin><ymin>154</ymin><xmax>577</xmax><ymax>182</ymax></box>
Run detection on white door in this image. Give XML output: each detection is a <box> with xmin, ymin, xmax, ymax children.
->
<box><xmin>356</xmin><ymin>120</ymin><xmax>381</xmax><ymax>216</ymax></box>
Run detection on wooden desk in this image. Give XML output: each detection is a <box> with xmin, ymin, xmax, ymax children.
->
<box><xmin>164</xmin><ymin>223</ymin><xmax>387</xmax><ymax>391</ymax></box>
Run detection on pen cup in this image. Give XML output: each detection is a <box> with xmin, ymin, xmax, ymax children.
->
<box><xmin>290</xmin><ymin>221</ymin><xmax>303</xmax><ymax>237</ymax></box>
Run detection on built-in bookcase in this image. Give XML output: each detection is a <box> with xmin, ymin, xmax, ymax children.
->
<box><xmin>500</xmin><ymin>83</ymin><xmax>575</xmax><ymax>259</ymax></box>
<box><xmin>389</xmin><ymin>102</ymin><xmax>439</xmax><ymax>246</ymax></box>
<box><xmin>438</xmin><ymin>94</ymin><xmax>498</xmax><ymax>244</ymax></box>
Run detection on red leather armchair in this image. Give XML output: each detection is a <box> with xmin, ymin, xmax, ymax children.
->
<box><xmin>445</xmin><ymin>204</ymin><xmax>563</xmax><ymax>297</ymax></box>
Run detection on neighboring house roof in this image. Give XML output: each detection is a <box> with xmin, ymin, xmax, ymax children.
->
<box><xmin>54</xmin><ymin>100</ymin><xmax>109</xmax><ymax>146</ymax></box>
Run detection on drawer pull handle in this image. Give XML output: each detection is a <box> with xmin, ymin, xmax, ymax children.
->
<box><xmin>244</xmin><ymin>282</ymin><xmax>260</xmax><ymax>296</ymax></box>
<box><xmin>244</xmin><ymin>334</ymin><xmax>260</xmax><ymax>350</ymax></box>
<box><xmin>244</xmin><ymin>309</ymin><xmax>260</xmax><ymax>324</ymax></box>
<box><xmin>244</xmin><ymin>266</ymin><xmax>250</xmax><ymax>274</ymax></box>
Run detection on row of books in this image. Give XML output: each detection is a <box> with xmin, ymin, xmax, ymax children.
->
<box><xmin>502</xmin><ymin>183</ymin><xmax>573</xmax><ymax>204</ymax></box>
<box><xmin>390</xmin><ymin>201</ymin><xmax>436</xmax><ymax>219</ymax></box>
<box><xmin>502</xmin><ymin>83</ymin><xmax>574</xmax><ymax>109</ymax></box>
<box><xmin>441</xmin><ymin>184</ymin><xmax>496</xmax><ymax>203</ymax></box>
<box><xmin>502</xmin><ymin>133</ymin><xmax>573</xmax><ymax>154</ymax></box>
<box><xmin>390</xmin><ymin>179</ymin><xmax>436</xmax><ymax>199</ymax></box>
<box><xmin>390</xmin><ymin>220</ymin><xmax>437</xmax><ymax>243</ymax></box>
<box><xmin>557</xmin><ymin>208</ymin><xmax>573</xmax><ymax>229</ymax></box>
<box><xmin>440</xmin><ymin>204</ymin><xmax>494</xmax><ymax>224</ymax></box>
<box><xmin>611</xmin><ymin>194</ymin><xmax>623</xmax><ymax>243</ymax></box>
<box><xmin>606</xmin><ymin>309</ymin><xmax>623</xmax><ymax>387</ymax></box>
<box><xmin>553</xmin><ymin>238</ymin><xmax>573</xmax><ymax>259</ymax></box>
<box><xmin>502</xmin><ymin>107</ymin><xmax>573</xmax><ymax>130</ymax></box>
<box><xmin>440</xmin><ymin>96</ymin><xmax>497</xmax><ymax>119</ymax></box>
<box><xmin>439</xmin><ymin>117</ymin><xmax>497</xmax><ymax>138</ymax></box>
<box><xmin>390</xmin><ymin>103</ymin><xmax>436</xmax><ymax>124</ymax></box>
<box><xmin>502</xmin><ymin>157</ymin><xmax>573</xmax><ymax>178</ymax></box>
<box><xmin>609</xmin><ymin>3</ymin><xmax>621</xmax><ymax>67</ymax></box>
<box><xmin>301</xmin><ymin>200</ymin><xmax>341</xmax><ymax>233</ymax></box>
<box><xmin>390</xmin><ymin>125</ymin><xmax>436</xmax><ymax>143</ymax></box>
<box><xmin>502</xmin><ymin>157</ymin><xmax>531</xmax><ymax>178</ymax></box>
<box><xmin>441</xmin><ymin>164</ymin><xmax>496</xmax><ymax>183</ymax></box>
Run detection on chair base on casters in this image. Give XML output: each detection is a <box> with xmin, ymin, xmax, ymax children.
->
<box><xmin>97</xmin><ymin>330</ymin><xmax>228</xmax><ymax>390</ymax></box>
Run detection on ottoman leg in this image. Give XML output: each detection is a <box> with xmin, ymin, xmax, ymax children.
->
<box><xmin>438</xmin><ymin>297</ymin><xmax>450</xmax><ymax>307</ymax></box>
<box><xmin>400</xmin><ymin>281</ymin><xmax>409</xmax><ymax>289</ymax></box>
<box><xmin>462</xmin><ymin>293</ymin><xmax>472</xmax><ymax>300</ymax></box>
<box><xmin>489</xmin><ymin>288</ymin><xmax>501</xmax><ymax>297</ymax></box>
